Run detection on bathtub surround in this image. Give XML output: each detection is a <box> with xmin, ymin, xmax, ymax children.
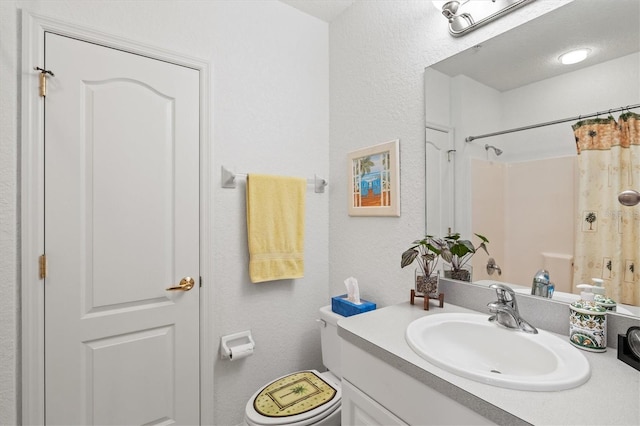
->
<box><xmin>470</xmin><ymin>156</ymin><xmax>576</xmax><ymax>289</ymax></box>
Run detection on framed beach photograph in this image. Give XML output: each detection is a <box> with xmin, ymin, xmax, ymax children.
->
<box><xmin>348</xmin><ymin>139</ymin><xmax>400</xmax><ymax>217</ymax></box>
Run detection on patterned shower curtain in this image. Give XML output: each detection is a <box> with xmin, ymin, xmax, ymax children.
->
<box><xmin>573</xmin><ymin>112</ymin><xmax>640</xmax><ymax>306</ymax></box>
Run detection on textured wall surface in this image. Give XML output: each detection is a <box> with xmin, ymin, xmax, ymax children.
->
<box><xmin>327</xmin><ymin>0</ymin><xmax>569</xmax><ymax>306</ymax></box>
<box><xmin>1</xmin><ymin>0</ymin><xmax>572</xmax><ymax>424</ymax></box>
<box><xmin>1</xmin><ymin>1</ymin><xmax>327</xmax><ymax>425</ymax></box>
<box><xmin>0</xmin><ymin>1</ymin><xmax>19</xmax><ymax>423</ymax></box>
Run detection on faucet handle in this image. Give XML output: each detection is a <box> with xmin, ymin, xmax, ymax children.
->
<box><xmin>486</xmin><ymin>258</ymin><xmax>502</xmax><ymax>276</ymax></box>
<box><xmin>489</xmin><ymin>283</ymin><xmax>515</xmax><ymax>303</ymax></box>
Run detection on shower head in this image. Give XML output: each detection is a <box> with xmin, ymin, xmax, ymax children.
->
<box><xmin>485</xmin><ymin>144</ymin><xmax>503</xmax><ymax>156</ymax></box>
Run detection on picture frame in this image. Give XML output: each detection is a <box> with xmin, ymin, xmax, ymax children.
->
<box><xmin>348</xmin><ymin>139</ymin><xmax>400</xmax><ymax>217</ymax></box>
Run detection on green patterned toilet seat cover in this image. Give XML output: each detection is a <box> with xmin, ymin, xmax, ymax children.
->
<box><xmin>253</xmin><ymin>371</ymin><xmax>337</xmax><ymax>418</ymax></box>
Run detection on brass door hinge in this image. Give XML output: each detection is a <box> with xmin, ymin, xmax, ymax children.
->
<box><xmin>34</xmin><ymin>67</ymin><xmax>54</xmax><ymax>97</ymax></box>
<box><xmin>39</xmin><ymin>254</ymin><xmax>47</xmax><ymax>279</ymax></box>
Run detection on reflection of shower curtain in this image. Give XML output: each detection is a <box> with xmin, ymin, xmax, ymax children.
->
<box><xmin>573</xmin><ymin>112</ymin><xmax>640</xmax><ymax>306</ymax></box>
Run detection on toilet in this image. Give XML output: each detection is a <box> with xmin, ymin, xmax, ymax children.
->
<box><xmin>244</xmin><ymin>306</ymin><xmax>343</xmax><ymax>426</ymax></box>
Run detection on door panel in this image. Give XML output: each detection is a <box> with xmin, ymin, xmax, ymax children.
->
<box><xmin>44</xmin><ymin>33</ymin><xmax>199</xmax><ymax>425</ymax></box>
<box><xmin>87</xmin><ymin>326</ymin><xmax>175</xmax><ymax>425</ymax></box>
<box><xmin>87</xmin><ymin>80</ymin><xmax>175</xmax><ymax>310</ymax></box>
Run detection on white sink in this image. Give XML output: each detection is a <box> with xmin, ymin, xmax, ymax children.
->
<box><xmin>405</xmin><ymin>313</ymin><xmax>590</xmax><ymax>391</ymax></box>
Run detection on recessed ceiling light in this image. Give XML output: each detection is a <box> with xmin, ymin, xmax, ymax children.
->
<box><xmin>558</xmin><ymin>48</ymin><xmax>591</xmax><ymax>65</ymax></box>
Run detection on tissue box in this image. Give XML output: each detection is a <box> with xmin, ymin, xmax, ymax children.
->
<box><xmin>331</xmin><ymin>295</ymin><xmax>376</xmax><ymax>317</ymax></box>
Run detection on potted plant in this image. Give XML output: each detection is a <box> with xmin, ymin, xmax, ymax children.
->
<box><xmin>440</xmin><ymin>233</ymin><xmax>489</xmax><ymax>282</ymax></box>
<box><xmin>401</xmin><ymin>235</ymin><xmax>445</xmax><ymax>295</ymax></box>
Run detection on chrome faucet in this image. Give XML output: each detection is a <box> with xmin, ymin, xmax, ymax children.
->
<box><xmin>487</xmin><ymin>283</ymin><xmax>538</xmax><ymax>334</ymax></box>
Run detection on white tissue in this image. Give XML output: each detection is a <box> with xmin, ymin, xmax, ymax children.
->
<box><xmin>344</xmin><ymin>276</ymin><xmax>361</xmax><ymax>305</ymax></box>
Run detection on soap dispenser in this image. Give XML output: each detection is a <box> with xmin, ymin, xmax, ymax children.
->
<box><xmin>591</xmin><ymin>278</ymin><xmax>617</xmax><ymax>312</ymax></box>
<box><xmin>569</xmin><ymin>284</ymin><xmax>607</xmax><ymax>352</ymax></box>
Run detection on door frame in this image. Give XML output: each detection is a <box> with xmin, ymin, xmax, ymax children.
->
<box><xmin>20</xmin><ymin>11</ymin><xmax>214</xmax><ymax>425</ymax></box>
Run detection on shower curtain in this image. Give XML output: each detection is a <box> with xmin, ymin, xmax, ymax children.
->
<box><xmin>573</xmin><ymin>112</ymin><xmax>640</xmax><ymax>306</ymax></box>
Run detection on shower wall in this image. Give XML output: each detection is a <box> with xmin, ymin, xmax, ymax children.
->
<box><xmin>471</xmin><ymin>156</ymin><xmax>577</xmax><ymax>292</ymax></box>
<box><xmin>471</xmin><ymin>160</ymin><xmax>506</xmax><ymax>282</ymax></box>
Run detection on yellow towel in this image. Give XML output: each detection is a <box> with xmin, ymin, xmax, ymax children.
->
<box><xmin>246</xmin><ymin>174</ymin><xmax>306</xmax><ymax>283</ymax></box>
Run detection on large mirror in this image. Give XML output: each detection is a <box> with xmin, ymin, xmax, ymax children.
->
<box><xmin>425</xmin><ymin>0</ymin><xmax>640</xmax><ymax>317</ymax></box>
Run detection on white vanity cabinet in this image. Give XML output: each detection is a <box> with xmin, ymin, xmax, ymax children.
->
<box><xmin>341</xmin><ymin>379</ymin><xmax>407</xmax><ymax>425</ymax></box>
<box><xmin>341</xmin><ymin>340</ymin><xmax>494</xmax><ymax>426</ymax></box>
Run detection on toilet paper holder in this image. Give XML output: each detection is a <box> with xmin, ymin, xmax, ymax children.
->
<box><xmin>220</xmin><ymin>330</ymin><xmax>255</xmax><ymax>360</ymax></box>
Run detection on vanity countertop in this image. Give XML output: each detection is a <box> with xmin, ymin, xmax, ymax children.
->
<box><xmin>337</xmin><ymin>302</ymin><xmax>640</xmax><ymax>426</ymax></box>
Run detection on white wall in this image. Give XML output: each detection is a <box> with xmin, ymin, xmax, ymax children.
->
<box><xmin>500</xmin><ymin>52</ymin><xmax>640</xmax><ymax>163</ymax></box>
<box><xmin>0</xmin><ymin>1</ymin><xmax>328</xmax><ymax>425</ymax></box>
<box><xmin>452</xmin><ymin>74</ymin><xmax>503</xmax><ymax>236</ymax></box>
<box><xmin>0</xmin><ymin>2</ymin><xmax>20</xmax><ymax>421</ymax></box>
<box><xmin>328</xmin><ymin>0</ymin><xmax>569</xmax><ymax>305</ymax></box>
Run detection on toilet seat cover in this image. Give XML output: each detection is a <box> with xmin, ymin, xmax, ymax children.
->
<box><xmin>252</xmin><ymin>371</ymin><xmax>338</xmax><ymax>420</ymax></box>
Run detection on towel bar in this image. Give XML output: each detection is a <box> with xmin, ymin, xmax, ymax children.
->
<box><xmin>221</xmin><ymin>166</ymin><xmax>328</xmax><ymax>193</ymax></box>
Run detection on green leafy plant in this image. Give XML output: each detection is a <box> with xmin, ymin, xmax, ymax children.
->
<box><xmin>400</xmin><ymin>235</ymin><xmax>445</xmax><ymax>277</ymax></box>
<box><xmin>441</xmin><ymin>233</ymin><xmax>489</xmax><ymax>273</ymax></box>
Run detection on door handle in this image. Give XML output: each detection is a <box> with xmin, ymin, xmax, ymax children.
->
<box><xmin>166</xmin><ymin>277</ymin><xmax>195</xmax><ymax>291</ymax></box>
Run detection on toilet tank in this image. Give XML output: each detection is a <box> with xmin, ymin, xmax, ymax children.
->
<box><xmin>319</xmin><ymin>305</ymin><xmax>343</xmax><ymax>379</ymax></box>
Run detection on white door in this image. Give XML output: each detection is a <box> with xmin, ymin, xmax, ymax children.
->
<box><xmin>44</xmin><ymin>33</ymin><xmax>200</xmax><ymax>425</ymax></box>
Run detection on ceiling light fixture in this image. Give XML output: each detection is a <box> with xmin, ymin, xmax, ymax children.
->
<box><xmin>558</xmin><ymin>48</ymin><xmax>591</xmax><ymax>65</ymax></box>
